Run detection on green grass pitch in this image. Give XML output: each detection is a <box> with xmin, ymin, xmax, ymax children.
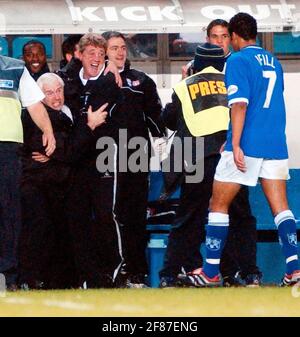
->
<box><xmin>1</xmin><ymin>287</ymin><xmax>300</xmax><ymax>317</ymax></box>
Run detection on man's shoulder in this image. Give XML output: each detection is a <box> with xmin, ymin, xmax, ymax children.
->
<box><xmin>87</xmin><ymin>72</ymin><xmax>119</xmax><ymax>95</ymax></box>
<box><xmin>96</xmin><ymin>71</ymin><xmax>117</xmax><ymax>86</ymax></box>
<box><xmin>124</xmin><ymin>68</ymin><xmax>157</xmax><ymax>93</ymax></box>
<box><xmin>0</xmin><ymin>55</ymin><xmax>24</xmax><ymax>71</ymax></box>
<box><xmin>227</xmin><ymin>51</ymin><xmax>244</xmax><ymax>63</ymax></box>
<box><xmin>124</xmin><ymin>67</ymin><xmax>150</xmax><ymax>82</ymax></box>
<box><xmin>226</xmin><ymin>51</ymin><xmax>250</xmax><ymax>71</ymax></box>
<box><xmin>56</xmin><ymin>58</ymin><xmax>82</xmax><ymax>80</ymax></box>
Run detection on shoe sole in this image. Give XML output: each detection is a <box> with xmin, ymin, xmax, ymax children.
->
<box><xmin>280</xmin><ymin>279</ymin><xmax>300</xmax><ymax>287</ymax></box>
<box><xmin>179</xmin><ymin>275</ymin><xmax>221</xmax><ymax>288</ymax></box>
<box><xmin>246</xmin><ymin>284</ymin><xmax>260</xmax><ymax>288</ymax></box>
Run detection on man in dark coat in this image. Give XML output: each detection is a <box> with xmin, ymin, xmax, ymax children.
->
<box><xmin>103</xmin><ymin>31</ymin><xmax>166</xmax><ymax>287</ymax></box>
<box><xmin>19</xmin><ymin>73</ymin><xmax>108</xmax><ymax>289</ymax></box>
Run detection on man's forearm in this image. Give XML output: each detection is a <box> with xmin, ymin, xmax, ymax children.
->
<box><xmin>27</xmin><ymin>101</ymin><xmax>53</xmax><ymax>133</ymax></box>
<box><xmin>231</xmin><ymin>102</ymin><xmax>247</xmax><ymax>147</ymax></box>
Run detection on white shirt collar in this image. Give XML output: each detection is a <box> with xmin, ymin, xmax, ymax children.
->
<box><xmin>244</xmin><ymin>45</ymin><xmax>262</xmax><ymax>50</ymax></box>
<box><xmin>79</xmin><ymin>64</ymin><xmax>105</xmax><ymax>85</ymax></box>
<box><xmin>61</xmin><ymin>105</ymin><xmax>73</xmax><ymax>122</ymax></box>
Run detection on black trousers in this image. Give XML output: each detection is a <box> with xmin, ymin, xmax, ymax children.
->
<box><xmin>159</xmin><ymin>154</ymin><xmax>260</xmax><ymax>279</ymax></box>
<box><xmin>65</xmin><ymin>165</ymin><xmax>122</xmax><ymax>287</ymax></box>
<box><xmin>115</xmin><ymin>171</ymin><xmax>149</xmax><ymax>275</ymax></box>
<box><xmin>0</xmin><ymin>142</ymin><xmax>22</xmax><ymax>285</ymax></box>
<box><xmin>19</xmin><ymin>180</ymin><xmax>76</xmax><ymax>288</ymax></box>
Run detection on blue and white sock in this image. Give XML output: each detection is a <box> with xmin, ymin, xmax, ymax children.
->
<box><xmin>275</xmin><ymin>210</ymin><xmax>299</xmax><ymax>275</ymax></box>
<box><xmin>203</xmin><ymin>212</ymin><xmax>229</xmax><ymax>278</ymax></box>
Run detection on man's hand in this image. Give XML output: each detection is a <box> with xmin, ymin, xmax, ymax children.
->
<box><xmin>42</xmin><ymin>130</ymin><xmax>56</xmax><ymax>156</ymax></box>
<box><xmin>104</xmin><ymin>61</ymin><xmax>122</xmax><ymax>87</ymax></box>
<box><xmin>233</xmin><ymin>146</ymin><xmax>246</xmax><ymax>172</ymax></box>
<box><xmin>32</xmin><ymin>152</ymin><xmax>50</xmax><ymax>163</ymax></box>
<box><xmin>181</xmin><ymin>65</ymin><xmax>189</xmax><ymax>79</ymax></box>
<box><xmin>27</xmin><ymin>101</ymin><xmax>56</xmax><ymax>156</ymax></box>
<box><xmin>87</xmin><ymin>103</ymin><xmax>108</xmax><ymax>130</ymax></box>
<box><xmin>231</xmin><ymin>102</ymin><xmax>247</xmax><ymax>172</ymax></box>
<box><xmin>219</xmin><ymin>141</ymin><xmax>226</xmax><ymax>153</ymax></box>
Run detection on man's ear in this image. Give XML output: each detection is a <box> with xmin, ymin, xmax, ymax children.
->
<box><xmin>66</xmin><ymin>53</ymin><xmax>73</xmax><ymax>63</ymax></box>
<box><xmin>231</xmin><ymin>32</ymin><xmax>237</xmax><ymax>40</ymax></box>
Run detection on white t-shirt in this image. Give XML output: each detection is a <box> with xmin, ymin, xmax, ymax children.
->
<box><xmin>18</xmin><ymin>67</ymin><xmax>45</xmax><ymax>107</ymax></box>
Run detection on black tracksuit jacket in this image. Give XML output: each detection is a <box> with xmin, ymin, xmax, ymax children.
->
<box><xmin>113</xmin><ymin>61</ymin><xmax>165</xmax><ymax>276</ymax></box>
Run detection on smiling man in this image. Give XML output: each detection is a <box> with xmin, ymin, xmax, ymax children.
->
<box><xmin>22</xmin><ymin>40</ymin><xmax>50</xmax><ymax>81</ymax></box>
<box><xmin>79</xmin><ymin>39</ymin><xmax>106</xmax><ymax>81</ymax></box>
<box><xmin>103</xmin><ymin>31</ymin><xmax>165</xmax><ymax>288</ymax></box>
<box><xmin>57</xmin><ymin>33</ymin><xmax>125</xmax><ymax>288</ymax></box>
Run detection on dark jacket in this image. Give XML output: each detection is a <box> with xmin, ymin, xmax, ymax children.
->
<box><xmin>56</xmin><ymin>58</ymin><xmax>125</xmax><ymax>169</ymax></box>
<box><xmin>57</xmin><ymin>58</ymin><xmax>123</xmax><ymax>127</ymax></box>
<box><xmin>21</xmin><ymin>104</ymin><xmax>95</xmax><ymax>185</ymax></box>
<box><xmin>57</xmin><ymin>59</ymin><xmax>122</xmax><ymax>121</ymax></box>
<box><xmin>118</xmin><ymin>61</ymin><xmax>165</xmax><ymax>141</ymax></box>
<box><xmin>56</xmin><ymin>58</ymin><xmax>83</xmax><ymax>118</ymax></box>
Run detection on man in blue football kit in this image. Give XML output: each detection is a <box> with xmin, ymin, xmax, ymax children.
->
<box><xmin>193</xmin><ymin>12</ymin><xmax>300</xmax><ymax>287</ymax></box>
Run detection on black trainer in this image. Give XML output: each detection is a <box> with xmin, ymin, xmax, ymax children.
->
<box><xmin>178</xmin><ymin>268</ymin><xmax>222</xmax><ymax>288</ymax></box>
<box><xmin>159</xmin><ymin>276</ymin><xmax>181</xmax><ymax>288</ymax></box>
<box><xmin>243</xmin><ymin>273</ymin><xmax>262</xmax><ymax>287</ymax></box>
<box><xmin>126</xmin><ymin>273</ymin><xmax>148</xmax><ymax>288</ymax></box>
<box><xmin>223</xmin><ymin>273</ymin><xmax>242</xmax><ymax>287</ymax></box>
<box><xmin>20</xmin><ymin>280</ymin><xmax>45</xmax><ymax>291</ymax></box>
<box><xmin>280</xmin><ymin>270</ymin><xmax>300</xmax><ymax>286</ymax></box>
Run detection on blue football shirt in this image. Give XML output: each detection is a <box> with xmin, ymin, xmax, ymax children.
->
<box><xmin>224</xmin><ymin>45</ymin><xmax>288</xmax><ymax>159</ymax></box>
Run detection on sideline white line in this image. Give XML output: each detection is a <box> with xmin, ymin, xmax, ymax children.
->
<box><xmin>1</xmin><ymin>297</ymin><xmax>34</xmax><ymax>305</ymax></box>
<box><xmin>43</xmin><ymin>300</ymin><xmax>94</xmax><ymax>311</ymax></box>
<box><xmin>1</xmin><ymin>296</ymin><xmax>94</xmax><ymax>311</ymax></box>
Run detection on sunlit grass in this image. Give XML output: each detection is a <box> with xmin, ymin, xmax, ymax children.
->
<box><xmin>1</xmin><ymin>287</ymin><xmax>300</xmax><ymax>317</ymax></box>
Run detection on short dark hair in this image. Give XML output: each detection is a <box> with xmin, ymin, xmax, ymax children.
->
<box><xmin>228</xmin><ymin>12</ymin><xmax>257</xmax><ymax>40</ymax></box>
<box><xmin>102</xmin><ymin>31</ymin><xmax>126</xmax><ymax>42</ymax></box>
<box><xmin>206</xmin><ymin>19</ymin><xmax>229</xmax><ymax>37</ymax></box>
<box><xmin>61</xmin><ymin>35</ymin><xmax>82</xmax><ymax>60</ymax></box>
<box><xmin>22</xmin><ymin>40</ymin><xmax>46</xmax><ymax>55</ymax></box>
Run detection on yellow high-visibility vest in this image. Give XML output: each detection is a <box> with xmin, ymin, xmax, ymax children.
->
<box><xmin>0</xmin><ymin>56</ymin><xmax>24</xmax><ymax>143</ymax></box>
<box><xmin>174</xmin><ymin>66</ymin><xmax>229</xmax><ymax>137</ymax></box>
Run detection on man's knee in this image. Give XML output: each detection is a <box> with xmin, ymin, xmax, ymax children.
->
<box><xmin>209</xmin><ymin>195</ymin><xmax>229</xmax><ymax>213</ymax></box>
<box><xmin>209</xmin><ymin>181</ymin><xmax>241</xmax><ymax>213</ymax></box>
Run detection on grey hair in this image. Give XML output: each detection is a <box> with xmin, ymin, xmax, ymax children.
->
<box><xmin>37</xmin><ymin>72</ymin><xmax>65</xmax><ymax>91</ymax></box>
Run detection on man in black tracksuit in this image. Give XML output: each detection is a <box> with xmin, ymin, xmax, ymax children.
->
<box><xmin>159</xmin><ymin>43</ymin><xmax>261</xmax><ymax>287</ymax></box>
<box><xmin>57</xmin><ymin>33</ymin><xmax>126</xmax><ymax>288</ymax></box>
<box><xmin>103</xmin><ymin>31</ymin><xmax>165</xmax><ymax>287</ymax></box>
<box><xmin>19</xmin><ymin>73</ymin><xmax>108</xmax><ymax>289</ymax></box>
